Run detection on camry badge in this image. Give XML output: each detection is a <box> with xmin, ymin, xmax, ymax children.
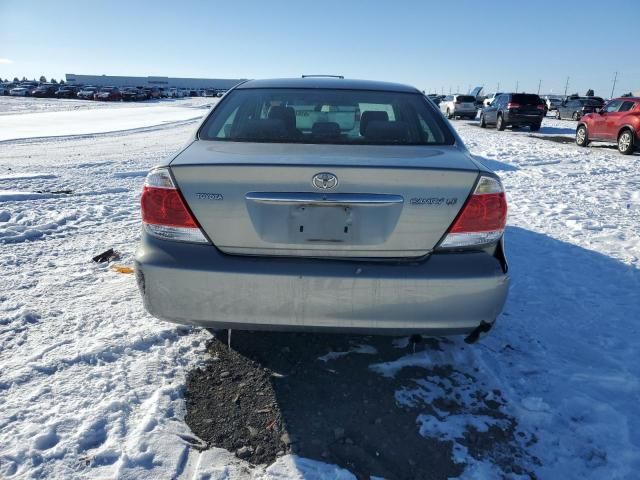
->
<box><xmin>312</xmin><ymin>172</ymin><xmax>338</xmax><ymax>190</ymax></box>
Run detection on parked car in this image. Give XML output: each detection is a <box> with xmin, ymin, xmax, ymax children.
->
<box><xmin>77</xmin><ymin>86</ymin><xmax>98</xmax><ymax>99</ymax></box>
<box><xmin>121</xmin><ymin>87</ymin><xmax>147</xmax><ymax>101</ymax></box>
<box><xmin>94</xmin><ymin>86</ymin><xmax>122</xmax><ymax>101</ymax></box>
<box><xmin>134</xmin><ymin>77</ymin><xmax>509</xmax><ymax>341</ymax></box>
<box><xmin>1</xmin><ymin>83</ymin><xmax>17</xmax><ymax>95</ymax></box>
<box><xmin>9</xmin><ymin>83</ymin><xmax>37</xmax><ymax>96</ymax></box>
<box><xmin>556</xmin><ymin>97</ymin><xmax>605</xmax><ymax>120</ymax></box>
<box><xmin>543</xmin><ymin>95</ymin><xmax>564</xmax><ymax>112</ymax></box>
<box><xmin>576</xmin><ymin>97</ymin><xmax>640</xmax><ymax>155</ymax></box>
<box><xmin>480</xmin><ymin>93</ymin><xmax>545</xmax><ymax>131</ymax></box>
<box><xmin>158</xmin><ymin>88</ymin><xmax>169</xmax><ymax>98</ymax></box>
<box><xmin>204</xmin><ymin>89</ymin><xmax>217</xmax><ymax>97</ymax></box>
<box><xmin>426</xmin><ymin>94</ymin><xmax>442</xmax><ymax>106</ymax></box>
<box><xmin>439</xmin><ymin>94</ymin><xmax>477</xmax><ymax>120</ymax></box>
<box><xmin>55</xmin><ymin>85</ymin><xmax>80</xmax><ymax>99</ymax></box>
<box><xmin>142</xmin><ymin>87</ymin><xmax>161</xmax><ymax>100</ymax></box>
<box><xmin>31</xmin><ymin>83</ymin><xmax>59</xmax><ymax>98</ymax></box>
<box><xmin>483</xmin><ymin>93</ymin><xmax>502</xmax><ymax>107</ymax></box>
<box><xmin>168</xmin><ymin>87</ymin><xmax>185</xmax><ymax>98</ymax></box>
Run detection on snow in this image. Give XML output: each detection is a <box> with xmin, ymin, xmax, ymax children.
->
<box><xmin>1</xmin><ymin>101</ymin><xmax>639</xmax><ymax>479</ymax></box>
<box><xmin>0</xmin><ymin>97</ymin><xmax>214</xmax><ymax>142</ymax></box>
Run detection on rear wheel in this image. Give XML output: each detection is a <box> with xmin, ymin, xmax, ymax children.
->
<box><xmin>446</xmin><ymin>108</ymin><xmax>453</xmax><ymax>119</ymax></box>
<box><xmin>556</xmin><ymin>110</ymin><xmax>561</xmax><ymax>119</ymax></box>
<box><xmin>496</xmin><ymin>114</ymin><xmax>505</xmax><ymax>131</ymax></box>
<box><xmin>576</xmin><ymin>125</ymin><xmax>589</xmax><ymax>146</ymax></box>
<box><xmin>618</xmin><ymin>129</ymin><xmax>635</xmax><ymax>155</ymax></box>
<box><xmin>530</xmin><ymin>123</ymin><xmax>541</xmax><ymax>132</ymax></box>
<box><xmin>479</xmin><ymin>114</ymin><xmax>487</xmax><ymax>128</ymax></box>
<box><xmin>572</xmin><ymin>111</ymin><xmax>579</xmax><ymax>121</ymax></box>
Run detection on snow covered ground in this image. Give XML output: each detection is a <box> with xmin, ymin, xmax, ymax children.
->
<box><xmin>0</xmin><ymin>97</ymin><xmax>213</xmax><ymax>142</ymax></box>
<box><xmin>0</xmin><ymin>100</ymin><xmax>638</xmax><ymax>479</ymax></box>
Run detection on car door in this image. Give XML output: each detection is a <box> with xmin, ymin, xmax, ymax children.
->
<box><xmin>603</xmin><ymin>100</ymin><xmax>633</xmax><ymax>140</ymax></box>
<box><xmin>591</xmin><ymin>100</ymin><xmax>623</xmax><ymax>139</ymax></box>
<box><xmin>485</xmin><ymin>95</ymin><xmax>502</xmax><ymax>123</ymax></box>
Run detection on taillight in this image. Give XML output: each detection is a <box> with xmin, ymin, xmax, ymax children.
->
<box><xmin>140</xmin><ymin>168</ymin><xmax>208</xmax><ymax>243</ymax></box>
<box><xmin>536</xmin><ymin>104</ymin><xmax>545</xmax><ymax>110</ymax></box>
<box><xmin>438</xmin><ymin>176</ymin><xmax>507</xmax><ymax>249</ymax></box>
<box><xmin>507</xmin><ymin>102</ymin><xmax>520</xmax><ymax>109</ymax></box>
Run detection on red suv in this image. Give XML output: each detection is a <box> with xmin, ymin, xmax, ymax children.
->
<box><xmin>576</xmin><ymin>97</ymin><xmax>640</xmax><ymax>155</ymax></box>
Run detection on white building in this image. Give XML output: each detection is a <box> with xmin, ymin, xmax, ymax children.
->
<box><xmin>65</xmin><ymin>74</ymin><xmax>246</xmax><ymax>90</ymax></box>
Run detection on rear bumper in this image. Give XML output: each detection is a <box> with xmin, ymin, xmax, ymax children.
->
<box><xmin>504</xmin><ymin>112</ymin><xmax>543</xmax><ymax>125</ymax></box>
<box><xmin>135</xmin><ymin>234</ymin><xmax>509</xmax><ymax>335</ymax></box>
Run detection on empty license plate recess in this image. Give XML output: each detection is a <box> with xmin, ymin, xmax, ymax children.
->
<box><xmin>290</xmin><ymin>204</ymin><xmax>353</xmax><ymax>242</ymax></box>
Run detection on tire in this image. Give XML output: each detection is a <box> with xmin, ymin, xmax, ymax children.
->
<box><xmin>530</xmin><ymin>123</ymin><xmax>541</xmax><ymax>132</ymax></box>
<box><xmin>446</xmin><ymin>108</ymin><xmax>453</xmax><ymax>120</ymax></box>
<box><xmin>576</xmin><ymin>125</ymin><xmax>589</xmax><ymax>146</ymax></box>
<box><xmin>496</xmin><ymin>114</ymin><xmax>505</xmax><ymax>131</ymax></box>
<box><xmin>618</xmin><ymin>129</ymin><xmax>635</xmax><ymax>155</ymax></box>
<box><xmin>479</xmin><ymin>114</ymin><xmax>487</xmax><ymax>128</ymax></box>
<box><xmin>556</xmin><ymin>110</ymin><xmax>561</xmax><ymax>120</ymax></box>
<box><xmin>572</xmin><ymin>112</ymin><xmax>579</xmax><ymax>121</ymax></box>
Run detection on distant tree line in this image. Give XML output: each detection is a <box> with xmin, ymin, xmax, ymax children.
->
<box><xmin>4</xmin><ymin>76</ymin><xmax>65</xmax><ymax>84</ymax></box>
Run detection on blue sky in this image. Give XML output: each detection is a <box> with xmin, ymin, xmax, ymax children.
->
<box><xmin>1</xmin><ymin>0</ymin><xmax>638</xmax><ymax>96</ymax></box>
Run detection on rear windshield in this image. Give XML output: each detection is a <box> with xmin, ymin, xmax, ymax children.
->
<box><xmin>456</xmin><ymin>95</ymin><xmax>475</xmax><ymax>103</ymax></box>
<box><xmin>512</xmin><ymin>94</ymin><xmax>543</xmax><ymax>105</ymax></box>
<box><xmin>199</xmin><ymin>88</ymin><xmax>453</xmax><ymax>145</ymax></box>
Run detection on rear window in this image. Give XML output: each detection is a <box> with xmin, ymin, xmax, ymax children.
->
<box><xmin>456</xmin><ymin>95</ymin><xmax>475</xmax><ymax>103</ymax></box>
<box><xmin>512</xmin><ymin>94</ymin><xmax>542</xmax><ymax>105</ymax></box>
<box><xmin>199</xmin><ymin>88</ymin><xmax>454</xmax><ymax>145</ymax></box>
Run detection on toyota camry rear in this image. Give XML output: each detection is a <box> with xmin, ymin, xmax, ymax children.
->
<box><xmin>134</xmin><ymin>77</ymin><xmax>509</xmax><ymax>338</ymax></box>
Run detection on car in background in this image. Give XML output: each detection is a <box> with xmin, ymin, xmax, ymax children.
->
<box><xmin>158</xmin><ymin>88</ymin><xmax>169</xmax><ymax>98</ymax></box>
<box><xmin>55</xmin><ymin>85</ymin><xmax>80</xmax><ymax>99</ymax></box>
<box><xmin>556</xmin><ymin>97</ymin><xmax>604</xmax><ymax>120</ymax></box>
<box><xmin>134</xmin><ymin>77</ymin><xmax>509</xmax><ymax>340</ymax></box>
<box><xmin>543</xmin><ymin>95</ymin><xmax>564</xmax><ymax>112</ymax></box>
<box><xmin>94</xmin><ymin>86</ymin><xmax>122</xmax><ymax>101</ymax></box>
<box><xmin>142</xmin><ymin>87</ymin><xmax>161</xmax><ymax>100</ymax></box>
<box><xmin>168</xmin><ymin>87</ymin><xmax>185</xmax><ymax>98</ymax></box>
<box><xmin>32</xmin><ymin>84</ymin><xmax>59</xmax><ymax>98</ymax></box>
<box><xmin>121</xmin><ymin>87</ymin><xmax>147</xmax><ymax>101</ymax></box>
<box><xmin>426</xmin><ymin>94</ymin><xmax>442</xmax><ymax>106</ymax></box>
<box><xmin>1</xmin><ymin>83</ymin><xmax>17</xmax><ymax>95</ymax></box>
<box><xmin>9</xmin><ymin>82</ymin><xmax>37</xmax><ymax>96</ymax></box>
<box><xmin>439</xmin><ymin>94</ymin><xmax>477</xmax><ymax>120</ymax></box>
<box><xmin>576</xmin><ymin>97</ymin><xmax>640</xmax><ymax>155</ymax></box>
<box><xmin>480</xmin><ymin>93</ymin><xmax>545</xmax><ymax>131</ymax></box>
<box><xmin>483</xmin><ymin>93</ymin><xmax>502</xmax><ymax>107</ymax></box>
<box><xmin>77</xmin><ymin>86</ymin><xmax>98</xmax><ymax>99</ymax></box>
<box><xmin>204</xmin><ymin>89</ymin><xmax>217</xmax><ymax>97</ymax></box>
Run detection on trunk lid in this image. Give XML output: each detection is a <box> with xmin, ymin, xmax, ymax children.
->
<box><xmin>170</xmin><ymin>141</ymin><xmax>479</xmax><ymax>258</ymax></box>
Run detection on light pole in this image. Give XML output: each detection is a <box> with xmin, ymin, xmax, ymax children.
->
<box><xmin>537</xmin><ymin>79</ymin><xmax>542</xmax><ymax>95</ymax></box>
<box><xmin>611</xmin><ymin>72</ymin><xmax>618</xmax><ymax>98</ymax></box>
<box><xmin>515</xmin><ymin>80</ymin><xmax>519</xmax><ymax>92</ymax></box>
<box><xmin>564</xmin><ymin>76</ymin><xmax>570</xmax><ymax>96</ymax></box>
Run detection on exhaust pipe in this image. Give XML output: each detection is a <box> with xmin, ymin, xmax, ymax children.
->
<box><xmin>464</xmin><ymin>321</ymin><xmax>493</xmax><ymax>344</ymax></box>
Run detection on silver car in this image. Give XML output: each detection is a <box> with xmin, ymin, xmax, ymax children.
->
<box><xmin>135</xmin><ymin>77</ymin><xmax>509</xmax><ymax>340</ymax></box>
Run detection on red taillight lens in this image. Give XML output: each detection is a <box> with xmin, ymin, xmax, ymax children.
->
<box><xmin>438</xmin><ymin>176</ymin><xmax>507</xmax><ymax>249</ymax></box>
<box><xmin>507</xmin><ymin>102</ymin><xmax>520</xmax><ymax>109</ymax></box>
<box><xmin>141</xmin><ymin>186</ymin><xmax>198</xmax><ymax>228</ymax></box>
<box><xmin>449</xmin><ymin>192</ymin><xmax>507</xmax><ymax>233</ymax></box>
<box><xmin>536</xmin><ymin>104</ymin><xmax>545</xmax><ymax>110</ymax></box>
<box><xmin>140</xmin><ymin>168</ymin><xmax>208</xmax><ymax>243</ymax></box>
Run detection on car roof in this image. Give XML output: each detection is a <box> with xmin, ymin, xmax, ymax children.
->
<box><xmin>614</xmin><ymin>97</ymin><xmax>640</xmax><ymax>102</ymax></box>
<box><xmin>235</xmin><ymin>77</ymin><xmax>420</xmax><ymax>93</ymax></box>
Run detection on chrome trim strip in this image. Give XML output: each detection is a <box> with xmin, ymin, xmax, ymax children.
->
<box><xmin>245</xmin><ymin>192</ymin><xmax>404</xmax><ymax>206</ymax></box>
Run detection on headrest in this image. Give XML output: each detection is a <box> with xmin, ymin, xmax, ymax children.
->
<box><xmin>235</xmin><ymin>119</ymin><xmax>287</xmax><ymax>140</ymax></box>
<box><xmin>363</xmin><ymin>121</ymin><xmax>410</xmax><ymax>143</ymax></box>
<box><xmin>360</xmin><ymin>111</ymin><xmax>389</xmax><ymax>135</ymax></box>
<box><xmin>268</xmin><ymin>106</ymin><xmax>297</xmax><ymax>130</ymax></box>
<box><xmin>311</xmin><ymin>122</ymin><xmax>341</xmax><ymax>139</ymax></box>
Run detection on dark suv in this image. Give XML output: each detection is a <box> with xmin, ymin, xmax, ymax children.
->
<box><xmin>480</xmin><ymin>93</ymin><xmax>545</xmax><ymax>131</ymax></box>
<box><xmin>55</xmin><ymin>85</ymin><xmax>80</xmax><ymax>99</ymax></box>
<box><xmin>556</xmin><ymin>97</ymin><xmax>605</xmax><ymax>121</ymax></box>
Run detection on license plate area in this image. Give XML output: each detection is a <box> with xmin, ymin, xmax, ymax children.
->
<box><xmin>290</xmin><ymin>204</ymin><xmax>353</xmax><ymax>242</ymax></box>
